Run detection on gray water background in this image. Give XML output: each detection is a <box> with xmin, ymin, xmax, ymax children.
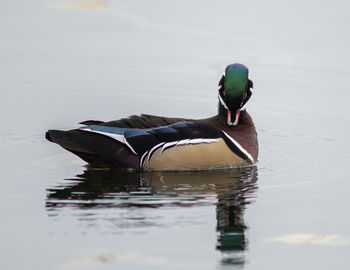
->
<box><xmin>1</xmin><ymin>0</ymin><xmax>350</xmax><ymax>269</ymax></box>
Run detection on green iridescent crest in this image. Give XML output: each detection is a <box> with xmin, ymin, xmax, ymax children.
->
<box><xmin>218</xmin><ymin>63</ymin><xmax>253</xmax><ymax>126</ymax></box>
<box><xmin>223</xmin><ymin>64</ymin><xmax>249</xmax><ymax>110</ymax></box>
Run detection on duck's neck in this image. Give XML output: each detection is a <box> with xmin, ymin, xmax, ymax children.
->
<box><xmin>218</xmin><ymin>102</ymin><xmax>237</xmax><ymax>127</ymax></box>
<box><xmin>218</xmin><ymin>101</ymin><xmax>227</xmax><ymax>118</ymax></box>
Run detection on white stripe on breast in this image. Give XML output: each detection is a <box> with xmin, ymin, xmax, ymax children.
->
<box><xmin>221</xmin><ymin>131</ymin><xmax>254</xmax><ymax>163</ymax></box>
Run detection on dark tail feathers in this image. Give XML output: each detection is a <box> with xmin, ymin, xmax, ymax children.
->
<box><xmin>45</xmin><ymin>129</ymin><xmax>139</xmax><ymax>168</ymax></box>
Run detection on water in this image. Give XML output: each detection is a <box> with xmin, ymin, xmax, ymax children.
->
<box><xmin>1</xmin><ymin>0</ymin><xmax>350</xmax><ymax>269</ymax></box>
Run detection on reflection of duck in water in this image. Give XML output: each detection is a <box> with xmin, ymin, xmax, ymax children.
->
<box><xmin>145</xmin><ymin>168</ymin><xmax>258</xmax><ymax>264</ymax></box>
<box><xmin>46</xmin><ymin>63</ymin><xmax>258</xmax><ymax>170</ymax></box>
<box><xmin>216</xmin><ymin>175</ymin><xmax>255</xmax><ymax>264</ymax></box>
<box><xmin>46</xmin><ymin>167</ymin><xmax>258</xmax><ymax>264</ymax></box>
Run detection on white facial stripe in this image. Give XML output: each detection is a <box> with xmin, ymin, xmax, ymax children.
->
<box><xmin>218</xmin><ymin>93</ymin><xmax>229</xmax><ymax>110</ymax></box>
<box><xmin>227</xmin><ymin>110</ymin><xmax>233</xmax><ymax>126</ymax></box>
<box><xmin>232</xmin><ymin>110</ymin><xmax>240</xmax><ymax>126</ymax></box>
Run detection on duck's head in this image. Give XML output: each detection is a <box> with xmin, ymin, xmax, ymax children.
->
<box><xmin>218</xmin><ymin>63</ymin><xmax>253</xmax><ymax>126</ymax></box>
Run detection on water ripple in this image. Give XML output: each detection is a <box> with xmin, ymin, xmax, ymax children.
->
<box><xmin>258</xmin><ymin>128</ymin><xmax>349</xmax><ymax>189</ymax></box>
<box><xmin>46</xmin><ymin>166</ymin><xmax>258</xmax><ymax>263</ymax></box>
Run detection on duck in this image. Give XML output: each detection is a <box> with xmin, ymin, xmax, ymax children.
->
<box><xmin>46</xmin><ymin>63</ymin><xmax>258</xmax><ymax>171</ymax></box>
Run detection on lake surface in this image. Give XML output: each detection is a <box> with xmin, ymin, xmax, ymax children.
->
<box><xmin>1</xmin><ymin>0</ymin><xmax>350</xmax><ymax>269</ymax></box>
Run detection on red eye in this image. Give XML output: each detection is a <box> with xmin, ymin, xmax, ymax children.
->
<box><xmin>244</xmin><ymin>92</ymin><xmax>247</xmax><ymax>99</ymax></box>
<box><xmin>223</xmin><ymin>91</ymin><xmax>226</xmax><ymax>96</ymax></box>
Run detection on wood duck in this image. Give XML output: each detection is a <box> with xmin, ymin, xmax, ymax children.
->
<box><xmin>46</xmin><ymin>63</ymin><xmax>258</xmax><ymax>171</ymax></box>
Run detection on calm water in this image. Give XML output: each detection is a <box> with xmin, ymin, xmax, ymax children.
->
<box><xmin>1</xmin><ymin>0</ymin><xmax>350</xmax><ymax>269</ymax></box>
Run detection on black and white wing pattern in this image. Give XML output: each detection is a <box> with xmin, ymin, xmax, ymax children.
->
<box><xmin>80</xmin><ymin>122</ymin><xmax>254</xmax><ymax>170</ymax></box>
